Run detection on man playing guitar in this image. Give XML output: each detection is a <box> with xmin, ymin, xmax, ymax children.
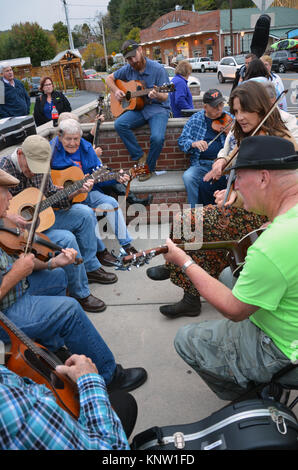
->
<box><xmin>106</xmin><ymin>40</ymin><xmax>171</xmax><ymax>182</ymax></box>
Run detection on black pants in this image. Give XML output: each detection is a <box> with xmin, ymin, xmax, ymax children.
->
<box><xmin>109</xmin><ymin>391</ymin><xmax>138</xmax><ymax>439</ymax></box>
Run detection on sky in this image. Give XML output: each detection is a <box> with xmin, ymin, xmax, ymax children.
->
<box><xmin>0</xmin><ymin>0</ymin><xmax>110</xmax><ymax>31</ymax></box>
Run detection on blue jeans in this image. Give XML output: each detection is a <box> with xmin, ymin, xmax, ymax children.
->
<box><xmin>0</xmin><ymin>269</ymin><xmax>116</xmax><ymax>384</ymax></box>
<box><xmin>43</xmin><ymin>228</ymin><xmax>90</xmax><ymax>299</ymax></box>
<box><xmin>183</xmin><ymin>159</ymin><xmax>227</xmax><ymax>208</ymax></box>
<box><xmin>114</xmin><ymin>110</ymin><xmax>169</xmax><ymax>172</ymax></box>
<box><xmin>47</xmin><ymin>204</ymin><xmax>103</xmax><ymax>273</ymax></box>
<box><xmin>84</xmin><ymin>191</ymin><xmax>132</xmax><ymax>248</ymax></box>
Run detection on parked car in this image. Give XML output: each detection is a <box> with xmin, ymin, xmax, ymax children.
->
<box><xmin>22</xmin><ymin>76</ymin><xmax>41</xmax><ymax>96</ymax></box>
<box><xmin>163</xmin><ymin>65</ymin><xmax>201</xmax><ymax>92</ymax></box>
<box><xmin>217</xmin><ymin>55</ymin><xmax>245</xmax><ymax>83</ymax></box>
<box><xmin>83</xmin><ymin>69</ymin><xmax>98</xmax><ymax>79</ymax></box>
<box><xmin>188</xmin><ymin>57</ymin><xmax>218</xmax><ymax>72</ymax></box>
<box><xmin>271</xmin><ymin>50</ymin><xmax>298</xmax><ymax>73</ymax></box>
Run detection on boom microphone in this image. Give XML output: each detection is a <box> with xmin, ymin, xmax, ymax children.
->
<box><xmin>250</xmin><ymin>14</ymin><xmax>271</xmax><ymax>58</ymax></box>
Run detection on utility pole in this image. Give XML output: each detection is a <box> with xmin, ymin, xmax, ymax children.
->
<box><xmin>62</xmin><ymin>0</ymin><xmax>75</xmax><ymax>50</ymax></box>
<box><xmin>229</xmin><ymin>0</ymin><xmax>233</xmax><ymax>55</ymax></box>
<box><xmin>100</xmin><ymin>19</ymin><xmax>108</xmax><ymax>71</ymax></box>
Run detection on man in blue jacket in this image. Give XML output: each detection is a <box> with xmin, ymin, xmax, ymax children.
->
<box><xmin>0</xmin><ymin>64</ymin><xmax>30</xmax><ymax>118</ymax></box>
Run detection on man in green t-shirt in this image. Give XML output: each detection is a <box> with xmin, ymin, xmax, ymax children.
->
<box><xmin>164</xmin><ymin>135</ymin><xmax>298</xmax><ymax>400</ymax></box>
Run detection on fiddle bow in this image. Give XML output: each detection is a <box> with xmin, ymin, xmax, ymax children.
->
<box><xmin>222</xmin><ymin>89</ymin><xmax>288</xmax><ymax>206</ymax></box>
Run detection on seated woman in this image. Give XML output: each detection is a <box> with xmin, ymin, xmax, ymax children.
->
<box><xmin>50</xmin><ymin>118</ymin><xmax>138</xmax><ymax>265</ymax></box>
<box><xmin>33</xmin><ymin>76</ymin><xmax>71</xmax><ymax>126</ymax></box>
<box><xmin>170</xmin><ymin>60</ymin><xmax>194</xmax><ymax>118</ymax></box>
<box><xmin>146</xmin><ymin>81</ymin><xmax>297</xmax><ymax>318</ymax></box>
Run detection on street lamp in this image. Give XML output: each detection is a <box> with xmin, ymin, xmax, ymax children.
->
<box><xmin>240</xmin><ymin>31</ymin><xmax>244</xmax><ymax>54</ymax></box>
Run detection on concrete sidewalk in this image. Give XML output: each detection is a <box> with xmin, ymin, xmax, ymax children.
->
<box><xmin>88</xmin><ymin>223</ymin><xmax>224</xmax><ymax>438</ymax></box>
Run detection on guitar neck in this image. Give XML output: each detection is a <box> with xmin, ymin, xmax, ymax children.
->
<box><xmin>131</xmin><ymin>87</ymin><xmax>155</xmax><ymax>98</ymax></box>
<box><xmin>0</xmin><ymin>311</ymin><xmax>42</xmax><ymax>358</ymax></box>
<box><xmin>93</xmin><ymin>120</ymin><xmax>101</xmax><ymax>149</ymax></box>
<box><xmin>121</xmin><ymin>240</ymin><xmax>240</xmax><ymax>266</ymax></box>
<box><xmin>40</xmin><ymin>168</ymin><xmax>123</xmax><ymax>212</ymax></box>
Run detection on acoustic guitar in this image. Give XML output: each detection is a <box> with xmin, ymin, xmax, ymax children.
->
<box><xmin>1</xmin><ymin>310</ymin><xmax>80</xmax><ymax>419</ymax></box>
<box><xmin>113</xmin><ymin>228</ymin><xmax>265</xmax><ymax>277</ymax></box>
<box><xmin>110</xmin><ymin>80</ymin><xmax>175</xmax><ymax>118</ymax></box>
<box><xmin>8</xmin><ymin>164</ymin><xmax>150</xmax><ymax>232</ymax></box>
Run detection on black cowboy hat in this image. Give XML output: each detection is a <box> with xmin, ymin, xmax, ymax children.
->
<box><xmin>225</xmin><ymin>135</ymin><xmax>298</xmax><ymax>172</ymax></box>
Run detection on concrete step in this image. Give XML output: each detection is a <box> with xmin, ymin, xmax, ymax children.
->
<box><xmin>130</xmin><ymin>170</ymin><xmax>184</xmax><ymax>194</ymax></box>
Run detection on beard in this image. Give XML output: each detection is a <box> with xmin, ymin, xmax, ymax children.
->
<box><xmin>131</xmin><ymin>54</ymin><xmax>146</xmax><ymax>72</ymax></box>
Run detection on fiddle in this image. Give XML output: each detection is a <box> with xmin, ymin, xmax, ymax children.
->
<box><xmin>211</xmin><ymin>112</ymin><xmax>234</xmax><ymax>134</ymax></box>
<box><xmin>0</xmin><ymin>217</ymin><xmax>83</xmax><ymax>264</ymax></box>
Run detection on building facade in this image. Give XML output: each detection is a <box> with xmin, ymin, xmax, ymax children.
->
<box><xmin>140</xmin><ymin>10</ymin><xmax>220</xmax><ymax>64</ymax></box>
<box><xmin>140</xmin><ymin>7</ymin><xmax>298</xmax><ymax>63</ymax></box>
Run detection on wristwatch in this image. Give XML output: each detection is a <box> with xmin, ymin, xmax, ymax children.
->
<box><xmin>181</xmin><ymin>259</ymin><xmax>195</xmax><ymax>274</ymax></box>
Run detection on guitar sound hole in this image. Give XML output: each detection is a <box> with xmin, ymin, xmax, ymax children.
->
<box><xmin>63</xmin><ymin>180</ymin><xmax>73</xmax><ymax>190</ymax></box>
<box><xmin>20</xmin><ymin>206</ymin><xmax>34</xmax><ymax>222</ymax></box>
<box><xmin>24</xmin><ymin>349</ymin><xmax>65</xmax><ymax>389</ymax></box>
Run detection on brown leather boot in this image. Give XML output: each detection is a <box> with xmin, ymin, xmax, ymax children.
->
<box><xmin>97</xmin><ymin>249</ymin><xmax>117</xmax><ymax>267</ymax></box>
<box><xmin>87</xmin><ymin>268</ymin><xmax>118</xmax><ymax>284</ymax></box>
<box><xmin>77</xmin><ymin>294</ymin><xmax>106</xmax><ymax>313</ymax></box>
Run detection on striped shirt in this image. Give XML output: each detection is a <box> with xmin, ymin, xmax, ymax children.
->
<box><xmin>0</xmin><ymin>366</ymin><xmax>130</xmax><ymax>450</ymax></box>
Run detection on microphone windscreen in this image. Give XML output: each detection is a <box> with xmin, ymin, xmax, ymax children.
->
<box><xmin>250</xmin><ymin>14</ymin><xmax>271</xmax><ymax>58</ymax></box>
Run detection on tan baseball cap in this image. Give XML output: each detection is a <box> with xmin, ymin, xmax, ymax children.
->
<box><xmin>0</xmin><ymin>168</ymin><xmax>19</xmax><ymax>187</ymax></box>
<box><xmin>21</xmin><ymin>135</ymin><xmax>51</xmax><ymax>174</ymax></box>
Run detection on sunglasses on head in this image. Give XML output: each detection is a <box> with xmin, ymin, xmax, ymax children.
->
<box><xmin>122</xmin><ymin>44</ymin><xmax>139</xmax><ymax>56</ymax></box>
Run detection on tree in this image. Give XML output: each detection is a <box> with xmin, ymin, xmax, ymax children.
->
<box><xmin>127</xmin><ymin>27</ymin><xmax>141</xmax><ymax>43</ymax></box>
<box><xmin>82</xmin><ymin>42</ymin><xmax>104</xmax><ymax>68</ymax></box>
<box><xmin>8</xmin><ymin>22</ymin><xmax>56</xmax><ymax>66</ymax></box>
<box><xmin>52</xmin><ymin>21</ymin><xmax>68</xmax><ymax>43</ymax></box>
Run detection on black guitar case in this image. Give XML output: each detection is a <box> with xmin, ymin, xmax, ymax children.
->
<box><xmin>131</xmin><ymin>398</ymin><xmax>298</xmax><ymax>451</ymax></box>
<box><xmin>0</xmin><ymin>116</ymin><xmax>36</xmax><ymax>151</ymax></box>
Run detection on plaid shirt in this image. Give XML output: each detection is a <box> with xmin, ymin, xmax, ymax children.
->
<box><xmin>0</xmin><ymin>154</ymin><xmax>71</xmax><ymax>210</ymax></box>
<box><xmin>0</xmin><ymin>366</ymin><xmax>130</xmax><ymax>450</ymax></box>
<box><xmin>0</xmin><ymin>248</ymin><xmax>28</xmax><ymax>311</ymax></box>
<box><xmin>178</xmin><ymin>109</ymin><xmax>229</xmax><ymax>161</ymax></box>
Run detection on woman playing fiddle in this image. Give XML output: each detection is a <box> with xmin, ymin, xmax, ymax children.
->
<box><xmin>204</xmin><ymin>80</ymin><xmax>297</xmax><ymax>189</ymax></box>
<box><xmin>33</xmin><ymin>76</ymin><xmax>71</xmax><ymax>127</ymax></box>
<box><xmin>178</xmin><ymin>88</ymin><xmax>233</xmax><ymax>208</ymax></box>
<box><xmin>147</xmin><ymin>81</ymin><xmax>297</xmax><ymax>318</ymax></box>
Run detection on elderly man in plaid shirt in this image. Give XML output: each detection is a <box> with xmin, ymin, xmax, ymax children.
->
<box><xmin>0</xmin><ymin>354</ymin><xmax>136</xmax><ymax>449</ymax></box>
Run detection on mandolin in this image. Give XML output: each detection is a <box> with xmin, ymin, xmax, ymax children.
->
<box><xmin>113</xmin><ymin>228</ymin><xmax>265</xmax><ymax>277</ymax></box>
<box><xmin>110</xmin><ymin>79</ymin><xmax>175</xmax><ymax>118</ymax></box>
<box><xmin>8</xmin><ymin>164</ymin><xmax>150</xmax><ymax>232</ymax></box>
<box><xmin>1</xmin><ymin>311</ymin><xmax>80</xmax><ymax>419</ymax></box>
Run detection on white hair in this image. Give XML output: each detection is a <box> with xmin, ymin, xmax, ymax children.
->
<box><xmin>58</xmin><ymin>118</ymin><xmax>82</xmax><ymax>137</ymax></box>
<box><xmin>58</xmin><ymin>112</ymin><xmax>79</xmax><ymax>125</ymax></box>
<box><xmin>0</xmin><ymin>62</ymin><xmax>11</xmax><ymax>74</ymax></box>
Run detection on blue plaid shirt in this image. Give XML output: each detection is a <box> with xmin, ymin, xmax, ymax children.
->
<box><xmin>0</xmin><ymin>367</ymin><xmax>130</xmax><ymax>450</ymax></box>
<box><xmin>178</xmin><ymin>109</ymin><xmax>231</xmax><ymax>163</ymax></box>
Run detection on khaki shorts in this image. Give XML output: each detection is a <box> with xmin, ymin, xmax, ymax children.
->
<box><xmin>174</xmin><ymin>318</ymin><xmax>290</xmax><ymax>400</ymax></box>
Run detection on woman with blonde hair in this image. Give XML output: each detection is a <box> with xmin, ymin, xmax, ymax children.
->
<box><xmin>170</xmin><ymin>60</ymin><xmax>193</xmax><ymax>117</ymax></box>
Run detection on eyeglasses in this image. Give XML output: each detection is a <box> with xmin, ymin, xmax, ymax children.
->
<box><xmin>43</xmin><ymin>83</ymin><xmax>53</xmax><ymax>87</ymax></box>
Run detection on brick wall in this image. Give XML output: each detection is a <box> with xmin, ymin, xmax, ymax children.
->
<box><xmin>96</xmin><ymin>119</ymin><xmax>189</xmax><ymax>223</ymax></box>
<box><xmin>98</xmin><ymin>119</ymin><xmax>189</xmax><ymax>172</ymax></box>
